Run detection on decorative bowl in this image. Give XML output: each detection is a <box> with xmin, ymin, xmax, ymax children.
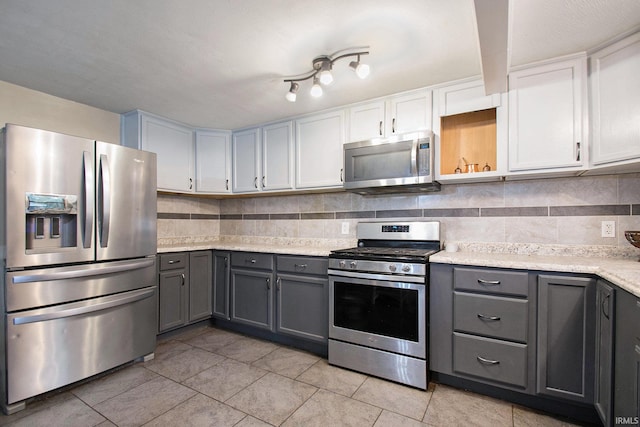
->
<box><xmin>625</xmin><ymin>231</ymin><xmax>640</xmax><ymax>261</ymax></box>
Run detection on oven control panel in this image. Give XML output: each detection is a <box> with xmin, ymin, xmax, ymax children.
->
<box><xmin>329</xmin><ymin>258</ymin><xmax>426</xmax><ymax>278</ymax></box>
<box><xmin>381</xmin><ymin>225</ymin><xmax>410</xmax><ymax>233</ymax></box>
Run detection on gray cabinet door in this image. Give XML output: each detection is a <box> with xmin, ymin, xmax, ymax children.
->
<box><xmin>158</xmin><ymin>269</ymin><xmax>187</xmax><ymax>332</ymax></box>
<box><xmin>537</xmin><ymin>274</ymin><xmax>595</xmax><ymax>403</ymax></box>
<box><xmin>595</xmin><ymin>280</ymin><xmax>615</xmax><ymax>426</ymax></box>
<box><xmin>189</xmin><ymin>251</ymin><xmax>212</xmax><ymax>322</ymax></box>
<box><xmin>230</xmin><ymin>268</ymin><xmax>274</xmax><ymax>331</ymax></box>
<box><xmin>614</xmin><ymin>287</ymin><xmax>640</xmax><ymax>424</ymax></box>
<box><xmin>276</xmin><ymin>273</ymin><xmax>328</xmax><ymax>343</ymax></box>
<box><xmin>213</xmin><ymin>251</ymin><xmax>230</xmax><ymax>320</ymax></box>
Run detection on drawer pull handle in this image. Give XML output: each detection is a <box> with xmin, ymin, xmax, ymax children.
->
<box><xmin>477</xmin><ymin>279</ymin><xmax>500</xmax><ymax>286</ymax></box>
<box><xmin>635</xmin><ymin>344</ymin><xmax>640</xmax><ymax>356</ymax></box>
<box><xmin>477</xmin><ymin>314</ymin><xmax>501</xmax><ymax>321</ymax></box>
<box><xmin>477</xmin><ymin>355</ymin><xmax>500</xmax><ymax>365</ymax></box>
<box><xmin>294</xmin><ymin>263</ymin><xmax>307</xmax><ymax>269</ymax></box>
<box><xmin>246</xmin><ymin>259</ymin><xmax>256</xmax><ymax>264</ymax></box>
<box><xmin>168</xmin><ymin>260</ymin><xmax>179</xmax><ymax>264</ymax></box>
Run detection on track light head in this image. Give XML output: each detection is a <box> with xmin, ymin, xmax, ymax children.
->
<box><xmin>349</xmin><ymin>56</ymin><xmax>370</xmax><ymax>79</ymax></box>
<box><xmin>285</xmin><ymin>82</ymin><xmax>299</xmax><ymax>102</ymax></box>
<box><xmin>310</xmin><ymin>76</ymin><xmax>323</xmax><ymax>97</ymax></box>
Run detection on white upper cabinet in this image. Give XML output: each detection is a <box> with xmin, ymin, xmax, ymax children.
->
<box><xmin>232</xmin><ymin>128</ymin><xmax>260</xmax><ymax>193</ymax></box>
<box><xmin>195</xmin><ymin>129</ymin><xmax>231</xmax><ymax>193</ymax></box>
<box><xmin>508</xmin><ymin>55</ymin><xmax>587</xmax><ymax>174</ymax></box>
<box><xmin>348</xmin><ymin>101</ymin><xmax>386</xmax><ymax>141</ymax></box>
<box><xmin>590</xmin><ymin>32</ymin><xmax>640</xmax><ymax>168</ymax></box>
<box><xmin>262</xmin><ymin>121</ymin><xmax>294</xmax><ymax>191</ymax></box>
<box><xmin>121</xmin><ymin>110</ymin><xmax>194</xmax><ymax>192</ymax></box>
<box><xmin>295</xmin><ymin>110</ymin><xmax>346</xmax><ymax>189</ymax></box>
<box><xmin>432</xmin><ymin>78</ymin><xmax>507</xmax><ymax>182</ymax></box>
<box><xmin>347</xmin><ymin>89</ymin><xmax>432</xmax><ymax>142</ymax></box>
<box><xmin>388</xmin><ymin>89</ymin><xmax>432</xmax><ymax>135</ymax></box>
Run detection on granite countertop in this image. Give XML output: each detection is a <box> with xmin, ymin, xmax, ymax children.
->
<box><xmin>431</xmin><ymin>248</ymin><xmax>640</xmax><ymax>298</ymax></box>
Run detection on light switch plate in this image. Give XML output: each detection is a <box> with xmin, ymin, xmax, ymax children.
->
<box><xmin>341</xmin><ymin>222</ymin><xmax>349</xmax><ymax>234</ymax></box>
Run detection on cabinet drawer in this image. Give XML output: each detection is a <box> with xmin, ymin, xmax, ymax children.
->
<box><xmin>453</xmin><ymin>332</ymin><xmax>528</xmax><ymax>388</ymax></box>
<box><xmin>454</xmin><ymin>267</ymin><xmax>528</xmax><ymax>297</ymax></box>
<box><xmin>160</xmin><ymin>253</ymin><xmax>188</xmax><ymax>271</ymax></box>
<box><xmin>277</xmin><ymin>255</ymin><xmax>328</xmax><ymax>276</ymax></box>
<box><xmin>231</xmin><ymin>252</ymin><xmax>274</xmax><ymax>270</ymax></box>
<box><xmin>454</xmin><ymin>292</ymin><xmax>528</xmax><ymax>342</ymax></box>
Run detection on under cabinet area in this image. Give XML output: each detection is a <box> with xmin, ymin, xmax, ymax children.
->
<box><xmin>158</xmin><ymin>251</ymin><xmax>212</xmax><ymax>333</ymax></box>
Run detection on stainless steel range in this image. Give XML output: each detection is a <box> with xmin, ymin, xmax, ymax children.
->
<box><xmin>328</xmin><ymin>221</ymin><xmax>440</xmax><ymax>389</ymax></box>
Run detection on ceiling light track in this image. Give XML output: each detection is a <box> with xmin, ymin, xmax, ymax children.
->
<box><xmin>284</xmin><ymin>50</ymin><xmax>370</xmax><ymax>102</ymax></box>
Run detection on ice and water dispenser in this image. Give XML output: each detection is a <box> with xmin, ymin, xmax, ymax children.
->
<box><xmin>25</xmin><ymin>193</ymin><xmax>78</xmax><ymax>251</ymax></box>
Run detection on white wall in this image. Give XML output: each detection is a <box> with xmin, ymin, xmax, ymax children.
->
<box><xmin>0</xmin><ymin>80</ymin><xmax>120</xmax><ymax>143</ymax></box>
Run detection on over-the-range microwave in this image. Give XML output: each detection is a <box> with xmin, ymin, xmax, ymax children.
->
<box><xmin>343</xmin><ymin>131</ymin><xmax>440</xmax><ymax>195</ymax></box>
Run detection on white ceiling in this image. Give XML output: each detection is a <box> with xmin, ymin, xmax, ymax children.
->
<box><xmin>0</xmin><ymin>0</ymin><xmax>639</xmax><ymax>130</ymax></box>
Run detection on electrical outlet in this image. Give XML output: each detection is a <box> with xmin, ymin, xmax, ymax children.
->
<box><xmin>341</xmin><ymin>222</ymin><xmax>350</xmax><ymax>235</ymax></box>
<box><xmin>601</xmin><ymin>221</ymin><xmax>615</xmax><ymax>238</ymax></box>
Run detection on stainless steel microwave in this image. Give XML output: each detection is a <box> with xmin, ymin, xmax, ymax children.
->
<box><xmin>343</xmin><ymin>131</ymin><xmax>440</xmax><ymax>194</ymax></box>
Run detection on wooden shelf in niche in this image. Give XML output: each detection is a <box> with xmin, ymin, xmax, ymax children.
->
<box><xmin>440</xmin><ymin>108</ymin><xmax>497</xmax><ymax>175</ymax></box>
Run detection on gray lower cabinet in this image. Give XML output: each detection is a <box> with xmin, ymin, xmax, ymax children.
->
<box><xmin>230</xmin><ymin>252</ymin><xmax>275</xmax><ymax>331</ymax></box>
<box><xmin>158</xmin><ymin>251</ymin><xmax>212</xmax><ymax>333</ymax></box>
<box><xmin>189</xmin><ymin>251</ymin><xmax>213</xmax><ymax>322</ymax></box>
<box><xmin>212</xmin><ymin>251</ymin><xmax>231</xmax><ymax>320</ymax></box>
<box><xmin>613</xmin><ymin>286</ymin><xmax>640</xmax><ymax>424</ymax></box>
<box><xmin>537</xmin><ymin>274</ymin><xmax>596</xmax><ymax>404</ymax></box>
<box><xmin>158</xmin><ymin>253</ymin><xmax>188</xmax><ymax>332</ymax></box>
<box><xmin>595</xmin><ymin>279</ymin><xmax>615</xmax><ymax>426</ymax></box>
<box><xmin>275</xmin><ymin>255</ymin><xmax>328</xmax><ymax>343</ymax></box>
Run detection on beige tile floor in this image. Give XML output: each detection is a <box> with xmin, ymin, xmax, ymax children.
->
<box><xmin>0</xmin><ymin>325</ymin><xmax>583</xmax><ymax>427</ymax></box>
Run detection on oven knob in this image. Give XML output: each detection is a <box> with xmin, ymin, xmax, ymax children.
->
<box><xmin>339</xmin><ymin>260</ymin><xmax>346</xmax><ymax>268</ymax></box>
<box><xmin>402</xmin><ymin>264</ymin><xmax>411</xmax><ymax>272</ymax></box>
<box><xmin>389</xmin><ymin>264</ymin><xmax>397</xmax><ymax>272</ymax></box>
<box><xmin>350</xmin><ymin>261</ymin><xmax>357</xmax><ymax>268</ymax></box>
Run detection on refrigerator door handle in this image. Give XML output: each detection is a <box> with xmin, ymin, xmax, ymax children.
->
<box><xmin>12</xmin><ymin>287</ymin><xmax>155</xmax><ymax>325</ymax></box>
<box><xmin>11</xmin><ymin>258</ymin><xmax>155</xmax><ymax>284</ymax></box>
<box><xmin>99</xmin><ymin>153</ymin><xmax>111</xmax><ymax>247</ymax></box>
<box><xmin>82</xmin><ymin>151</ymin><xmax>94</xmax><ymax>248</ymax></box>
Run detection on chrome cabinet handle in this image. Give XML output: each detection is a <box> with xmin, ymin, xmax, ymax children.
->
<box><xmin>392</xmin><ymin>118</ymin><xmax>396</xmax><ymax>133</ymax></box>
<box><xmin>254</xmin><ymin>177</ymin><xmax>258</xmax><ymax>188</ymax></box>
<box><xmin>294</xmin><ymin>264</ymin><xmax>307</xmax><ymax>270</ymax></box>
<box><xmin>276</xmin><ymin>277</ymin><xmax>281</xmax><ymax>291</ymax></box>
<box><xmin>477</xmin><ymin>313</ymin><xmax>501</xmax><ymax>321</ymax></box>
<box><xmin>168</xmin><ymin>260</ymin><xmax>178</xmax><ymax>264</ymax></box>
<box><xmin>379</xmin><ymin>120</ymin><xmax>383</xmax><ymax>136</ymax></box>
<box><xmin>189</xmin><ymin>178</ymin><xmax>193</xmax><ymax>190</ymax></box>
<box><xmin>262</xmin><ymin>176</ymin><xmax>265</xmax><ymax>188</ymax></box>
<box><xmin>266</xmin><ymin>277</ymin><xmax>270</xmax><ymax>290</ymax></box>
<box><xmin>180</xmin><ymin>273</ymin><xmax>185</xmax><ymax>286</ymax></box>
<box><xmin>225</xmin><ymin>179</ymin><xmax>229</xmax><ymax>190</ymax></box>
<box><xmin>477</xmin><ymin>355</ymin><xmax>500</xmax><ymax>365</ymax></box>
<box><xmin>576</xmin><ymin>142</ymin><xmax>581</xmax><ymax>162</ymax></box>
<box><xmin>340</xmin><ymin>168</ymin><xmax>343</xmax><ymax>182</ymax></box>
<box><xmin>477</xmin><ymin>279</ymin><xmax>500</xmax><ymax>286</ymax></box>
<box><xmin>246</xmin><ymin>258</ymin><xmax>256</xmax><ymax>264</ymax></box>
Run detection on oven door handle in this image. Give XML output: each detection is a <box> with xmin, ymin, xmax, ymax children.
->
<box><xmin>328</xmin><ymin>269</ymin><xmax>425</xmax><ymax>284</ymax></box>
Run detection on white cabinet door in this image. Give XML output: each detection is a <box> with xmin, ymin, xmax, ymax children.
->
<box><xmin>508</xmin><ymin>57</ymin><xmax>586</xmax><ymax>172</ymax></box>
<box><xmin>388</xmin><ymin>89</ymin><xmax>432</xmax><ymax>135</ymax></box>
<box><xmin>195</xmin><ymin>130</ymin><xmax>231</xmax><ymax>193</ymax></box>
<box><xmin>140</xmin><ymin>114</ymin><xmax>193</xmax><ymax>192</ymax></box>
<box><xmin>295</xmin><ymin>110</ymin><xmax>345</xmax><ymax>189</ymax></box>
<box><xmin>349</xmin><ymin>100</ymin><xmax>386</xmax><ymax>141</ymax></box>
<box><xmin>590</xmin><ymin>32</ymin><xmax>640</xmax><ymax>165</ymax></box>
<box><xmin>436</xmin><ymin>79</ymin><xmax>502</xmax><ymax>117</ymax></box>
<box><xmin>262</xmin><ymin>121</ymin><xmax>294</xmax><ymax>191</ymax></box>
<box><xmin>232</xmin><ymin>128</ymin><xmax>260</xmax><ymax>193</ymax></box>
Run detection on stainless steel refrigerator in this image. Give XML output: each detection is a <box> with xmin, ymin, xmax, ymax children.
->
<box><xmin>0</xmin><ymin>124</ymin><xmax>158</xmax><ymax>414</ymax></box>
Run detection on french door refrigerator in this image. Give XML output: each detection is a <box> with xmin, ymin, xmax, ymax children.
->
<box><xmin>0</xmin><ymin>124</ymin><xmax>158</xmax><ymax>414</ymax></box>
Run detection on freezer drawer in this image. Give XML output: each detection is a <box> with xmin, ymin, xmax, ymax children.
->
<box><xmin>5</xmin><ymin>286</ymin><xmax>157</xmax><ymax>405</ymax></box>
<box><xmin>6</xmin><ymin>257</ymin><xmax>156</xmax><ymax>312</ymax></box>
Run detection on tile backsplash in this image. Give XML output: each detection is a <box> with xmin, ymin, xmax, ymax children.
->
<box><xmin>158</xmin><ymin>173</ymin><xmax>640</xmax><ymax>252</ymax></box>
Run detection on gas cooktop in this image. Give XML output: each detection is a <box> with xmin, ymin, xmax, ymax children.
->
<box><xmin>330</xmin><ymin>246</ymin><xmax>440</xmax><ymax>262</ymax></box>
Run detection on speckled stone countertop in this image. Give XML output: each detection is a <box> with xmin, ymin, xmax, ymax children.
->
<box><xmin>431</xmin><ymin>243</ymin><xmax>640</xmax><ymax>298</ymax></box>
<box><xmin>156</xmin><ymin>237</ymin><xmax>355</xmax><ymax>257</ymax></box>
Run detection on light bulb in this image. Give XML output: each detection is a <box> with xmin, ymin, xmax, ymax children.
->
<box><xmin>355</xmin><ymin>63</ymin><xmax>370</xmax><ymax>79</ymax></box>
<box><xmin>310</xmin><ymin>79</ymin><xmax>323</xmax><ymax>97</ymax></box>
<box><xmin>285</xmin><ymin>82</ymin><xmax>298</xmax><ymax>102</ymax></box>
<box><xmin>319</xmin><ymin>69</ymin><xmax>333</xmax><ymax>85</ymax></box>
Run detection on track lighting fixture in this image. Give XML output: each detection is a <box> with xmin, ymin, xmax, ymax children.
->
<box><xmin>284</xmin><ymin>49</ymin><xmax>370</xmax><ymax>102</ymax></box>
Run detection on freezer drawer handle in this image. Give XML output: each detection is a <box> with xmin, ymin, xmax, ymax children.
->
<box><xmin>12</xmin><ymin>258</ymin><xmax>155</xmax><ymax>284</ymax></box>
<box><xmin>12</xmin><ymin>287</ymin><xmax>155</xmax><ymax>325</ymax></box>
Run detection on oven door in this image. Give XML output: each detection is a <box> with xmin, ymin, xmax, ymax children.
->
<box><xmin>329</xmin><ymin>271</ymin><xmax>426</xmax><ymax>359</ymax></box>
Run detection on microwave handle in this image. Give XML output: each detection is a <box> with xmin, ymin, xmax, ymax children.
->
<box><xmin>410</xmin><ymin>139</ymin><xmax>419</xmax><ymax>175</ymax></box>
